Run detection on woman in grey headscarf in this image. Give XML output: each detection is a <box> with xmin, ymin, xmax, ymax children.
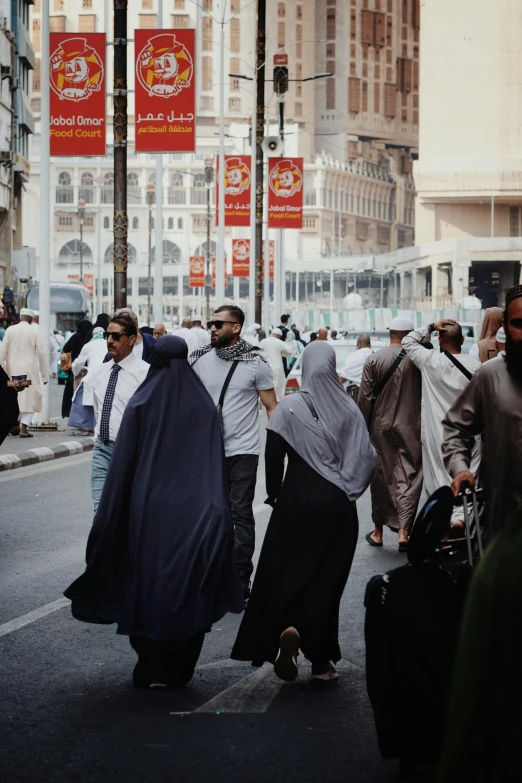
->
<box><xmin>231</xmin><ymin>341</ymin><xmax>376</xmax><ymax>683</ymax></box>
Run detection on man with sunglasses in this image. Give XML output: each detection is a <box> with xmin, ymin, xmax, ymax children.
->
<box><xmin>190</xmin><ymin>305</ymin><xmax>277</xmax><ymax>600</ymax></box>
<box><xmin>91</xmin><ymin>313</ymin><xmax>149</xmax><ymax>514</ymax></box>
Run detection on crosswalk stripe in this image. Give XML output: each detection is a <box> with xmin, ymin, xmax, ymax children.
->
<box><xmin>0</xmin><ymin>598</ymin><xmax>69</xmax><ymax>638</ymax></box>
<box><xmin>195</xmin><ymin>663</ymin><xmax>285</xmax><ymax>714</ymax></box>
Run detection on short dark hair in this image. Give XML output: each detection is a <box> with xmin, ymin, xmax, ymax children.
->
<box><xmin>214</xmin><ymin>304</ymin><xmax>245</xmax><ymax>327</ymax></box>
<box><xmin>280</xmin><ymin>314</ymin><xmax>289</xmax><ymax>324</ymax></box>
<box><xmin>110</xmin><ymin>312</ymin><xmax>137</xmax><ymax>337</ymax></box>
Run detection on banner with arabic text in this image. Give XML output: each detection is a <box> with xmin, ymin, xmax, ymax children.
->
<box><xmin>50</xmin><ymin>33</ymin><xmax>106</xmax><ymax>156</ymax></box>
<box><xmin>189</xmin><ymin>256</ymin><xmax>205</xmax><ymax>288</ymax></box>
<box><xmin>268</xmin><ymin>158</ymin><xmax>303</xmax><ymax>229</ymax></box>
<box><xmin>135</xmin><ymin>29</ymin><xmax>196</xmax><ymax>152</ymax></box>
<box><xmin>232</xmin><ymin>238</ymin><xmax>250</xmax><ymax>277</ymax></box>
<box><xmin>262</xmin><ymin>240</ymin><xmax>275</xmax><ymax>279</ymax></box>
<box><xmin>216</xmin><ymin>156</ymin><xmax>252</xmax><ymax>226</ymax></box>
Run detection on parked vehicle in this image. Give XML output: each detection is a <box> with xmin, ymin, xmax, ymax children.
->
<box><xmin>285</xmin><ymin>339</ymin><xmax>387</xmax><ymax>394</ymax></box>
<box><xmin>25</xmin><ymin>281</ymin><xmax>92</xmax><ymax>333</ymax></box>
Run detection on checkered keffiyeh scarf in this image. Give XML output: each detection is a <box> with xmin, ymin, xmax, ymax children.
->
<box><xmin>189</xmin><ymin>337</ymin><xmax>266</xmax><ymax>366</ymax></box>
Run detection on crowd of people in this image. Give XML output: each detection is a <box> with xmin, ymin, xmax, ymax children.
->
<box><xmin>1</xmin><ymin>286</ymin><xmax>521</xmax><ymax>776</ymax></box>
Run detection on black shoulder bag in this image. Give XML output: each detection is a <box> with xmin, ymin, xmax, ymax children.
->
<box><xmin>369</xmin><ymin>348</ymin><xmax>406</xmax><ymax>420</ymax></box>
<box><xmin>299</xmin><ymin>390</ymin><xmax>320</xmax><ymax>421</ymax></box>
<box><xmin>443</xmin><ymin>351</ymin><xmax>473</xmax><ymax>381</ymax></box>
<box><xmin>216</xmin><ymin>360</ymin><xmax>240</xmax><ymax>432</ymax></box>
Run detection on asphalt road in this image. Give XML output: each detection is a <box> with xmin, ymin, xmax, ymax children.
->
<box><xmin>0</xmin><ymin>436</ymin><xmax>408</xmax><ymax>783</ymax></box>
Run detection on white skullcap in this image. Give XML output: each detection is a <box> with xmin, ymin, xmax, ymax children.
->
<box><xmin>20</xmin><ymin>308</ymin><xmax>34</xmax><ymax>317</ymax></box>
<box><xmin>93</xmin><ymin>326</ymin><xmax>104</xmax><ymax>335</ymax></box>
<box><xmin>389</xmin><ymin>316</ymin><xmax>415</xmax><ymax>331</ymax></box>
<box><xmin>33</xmin><ymin>310</ymin><xmax>39</xmax><ymax>316</ymax></box>
<box><xmin>271</xmin><ymin>327</ymin><xmax>283</xmax><ymax>336</ymax></box>
<box><xmin>253</xmin><ymin>323</ymin><xmax>261</xmax><ymax>330</ymax></box>
<box><xmin>496</xmin><ymin>327</ymin><xmax>506</xmax><ymax>344</ymax></box>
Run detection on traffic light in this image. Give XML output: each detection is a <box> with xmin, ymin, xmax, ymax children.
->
<box><xmin>273</xmin><ymin>65</ymin><xmax>289</xmax><ymax>95</ymax></box>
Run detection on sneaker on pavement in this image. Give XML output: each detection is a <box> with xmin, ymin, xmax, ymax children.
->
<box><xmin>274</xmin><ymin>627</ymin><xmax>300</xmax><ymax>682</ymax></box>
<box><xmin>310</xmin><ymin>663</ymin><xmax>339</xmax><ymax>683</ymax></box>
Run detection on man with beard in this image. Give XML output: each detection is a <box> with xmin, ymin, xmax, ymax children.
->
<box><xmin>443</xmin><ymin>284</ymin><xmax>522</xmax><ymax>537</ymax></box>
<box><xmin>190</xmin><ymin>305</ymin><xmax>277</xmax><ymax>599</ymax></box>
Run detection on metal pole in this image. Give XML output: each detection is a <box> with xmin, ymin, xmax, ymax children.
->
<box><xmin>216</xmin><ymin>22</ymin><xmax>226</xmax><ymax>305</ymax></box>
<box><xmin>275</xmin><ymin>95</ymin><xmax>284</xmax><ymax>321</ymax></box>
<box><xmin>491</xmin><ymin>193</ymin><xmax>495</xmax><ymax>238</ymax></box>
<box><xmin>39</xmin><ymin>0</ymin><xmax>51</xmax><ymax>423</ymax></box>
<box><xmin>79</xmin><ymin>220</ymin><xmax>83</xmax><ymax>282</ymax></box>
<box><xmin>113</xmin><ymin>0</ymin><xmax>127</xmax><ymax>310</ymax></box>
<box><xmin>255</xmin><ymin>0</ymin><xmax>266</xmax><ymax>324</ymax></box>
<box><xmin>148</xmin><ymin>201</ymin><xmax>152</xmax><ymax>325</ymax></box>
<box><xmin>380</xmin><ymin>273</ymin><xmax>384</xmax><ymax>310</ymax></box>
<box><xmin>154</xmin><ymin>0</ymin><xmax>164</xmax><ymax>324</ymax></box>
<box><xmin>178</xmin><ymin>266</ymin><xmax>184</xmax><ymax>321</ymax></box>
<box><xmin>96</xmin><ymin>185</ymin><xmax>102</xmax><ymax>314</ymax></box>
<box><xmin>206</xmin><ymin>184</ymin><xmax>211</xmax><ymax>320</ymax></box>
<box><xmin>248</xmin><ymin>75</ymin><xmax>256</xmax><ymax>325</ymax></box>
<box><xmin>329</xmin><ymin>268</ymin><xmax>334</xmax><ymax>327</ymax></box>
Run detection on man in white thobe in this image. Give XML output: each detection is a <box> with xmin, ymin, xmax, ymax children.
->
<box><xmin>259</xmin><ymin>328</ymin><xmax>293</xmax><ymax>401</ymax></box>
<box><xmin>0</xmin><ymin>308</ymin><xmax>48</xmax><ymax>438</ymax></box>
<box><xmin>191</xmin><ymin>318</ymin><xmax>210</xmax><ymax>348</ymax></box>
<box><xmin>339</xmin><ymin>334</ymin><xmax>373</xmax><ymax>392</ymax></box>
<box><xmin>402</xmin><ymin>319</ymin><xmax>481</xmax><ymax>523</ymax></box>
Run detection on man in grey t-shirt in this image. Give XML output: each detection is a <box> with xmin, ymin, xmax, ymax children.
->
<box><xmin>191</xmin><ymin>305</ymin><xmax>277</xmax><ymax>599</ymax></box>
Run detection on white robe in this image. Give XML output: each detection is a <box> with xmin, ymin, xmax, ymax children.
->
<box><xmin>190</xmin><ymin>326</ymin><xmax>210</xmax><ymax>348</ymax></box>
<box><xmin>402</xmin><ymin>327</ymin><xmax>481</xmax><ymax>520</ymax></box>
<box><xmin>71</xmin><ymin>336</ymin><xmax>108</xmax><ymax>407</ymax></box>
<box><xmin>0</xmin><ymin>321</ymin><xmax>48</xmax><ymax>412</ymax></box>
<box><xmin>259</xmin><ymin>336</ymin><xmax>293</xmax><ymax>401</ymax></box>
<box><xmin>50</xmin><ymin>333</ymin><xmax>64</xmax><ymax>375</ymax></box>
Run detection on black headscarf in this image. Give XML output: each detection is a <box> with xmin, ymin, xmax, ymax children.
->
<box><xmin>0</xmin><ymin>366</ymin><xmax>19</xmax><ymax>446</ymax></box>
<box><xmin>65</xmin><ymin>336</ymin><xmax>244</xmax><ymax>639</ymax></box>
<box><xmin>63</xmin><ymin>319</ymin><xmax>93</xmax><ymax>360</ymax></box>
<box><xmin>93</xmin><ymin>313</ymin><xmax>110</xmax><ymax>331</ymax></box>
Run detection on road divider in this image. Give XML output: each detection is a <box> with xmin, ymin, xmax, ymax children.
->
<box><xmin>0</xmin><ymin>437</ymin><xmax>95</xmax><ymax>472</ymax></box>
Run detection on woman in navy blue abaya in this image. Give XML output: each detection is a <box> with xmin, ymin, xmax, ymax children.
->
<box><xmin>65</xmin><ymin>336</ymin><xmax>244</xmax><ymax>688</ymax></box>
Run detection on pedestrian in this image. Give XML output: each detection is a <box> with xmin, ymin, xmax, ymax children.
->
<box><xmin>309</xmin><ymin>332</ymin><xmax>318</xmax><ymax>342</ymax></box>
<box><xmin>285</xmin><ymin>328</ymin><xmax>303</xmax><ymax>371</ymax></box>
<box><xmin>259</xmin><ymin>327</ymin><xmax>293</xmax><ymax>401</ymax></box>
<box><xmin>443</xmin><ymin>284</ymin><xmax>522</xmax><ymax>538</ymax></box>
<box><xmin>338</xmin><ymin>334</ymin><xmax>373</xmax><ymax>399</ymax></box>
<box><xmin>0</xmin><ymin>365</ymin><xmax>21</xmax><ymax>445</ymax></box>
<box><xmin>172</xmin><ymin>317</ymin><xmax>199</xmax><ymax>354</ymax></box>
<box><xmin>153</xmin><ymin>323</ymin><xmax>167</xmax><ymax>339</ymax></box>
<box><xmin>190</xmin><ymin>305</ymin><xmax>277</xmax><ymax>599</ymax></box>
<box><xmin>91</xmin><ymin>312</ymin><xmax>149</xmax><ymax>514</ymax></box>
<box><xmin>243</xmin><ymin>323</ymin><xmax>261</xmax><ymax>345</ymax></box>
<box><xmin>61</xmin><ymin>319</ymin><xmax>93</xmax><ymax>418</ymax></box>
<box><xmin>112</xmin><ymin>308</ymin><xmax>155</xmax><ymax>362</ymax></box>
<box><xmin>94</xmin><ymin>313</ymin><xmax>110</xmax><ymax>332</ymax></box>
<box><xmin>358</xmin><ymin>317</ymin><xmax>423</xmax><ymax>551</ymax></box>
<box><xmin>301</xmin><ymin>325</ymin><xmax>312</xmax><ymax>344</ymax></box>
<box><xmin>49</xmin><ymin>330</ymin><xmax>64</xmax><ymax>378</ymax></box>
<box><xmin>328</xmin><ymin>329</ymin><xmax>338</xmax><ymax>343</ymax></box>
<box><xmin>469</xmin><ymin>306</ymin><xmax>503</xmax><ymax>363</ymax></box>
<box><xmin>278</xmin><ymin>313</ymin><xmax>290</xmax><ymax>341</ymax></box>
<box><xmin>0</xmin><ymin>308</ymin><xmax>48</xmax><ymax>438</ymax></box>
<box><xmin>231</xmin><ymin>341</ymin><xmax>375</xmax><ymax>682</ymax></box>
<box><xmin>65</xmin><ymin>336</ymin><xmax>244</xmax><ymax>689</ymax></box>
<box><xmin>495</xmin><ymin>326</ymin><xmax>506</xmax><ymax>355</ymax></box>
<box><xmin>68</xmin><ymin>326</ymin><xmax>108</xmax><ymax>435</ymax></box>
<box><xmin>191</xmin><ymin>317</ymin><xmax>210</xmax><ymax>347</ymax></box>
<box><xmin>402</xmin><ymin>320</ymin><xmax>481</xmax><ymax>526</ymax></box>
<box><xmin>317</xmin><ymin>328</ymin><xmax>328</xmax><ymax>341</ymax></box>
<box><xmin>0</xmin><ymin>318</ymin><xmax>6</xmax><ymax>341</ymax></box>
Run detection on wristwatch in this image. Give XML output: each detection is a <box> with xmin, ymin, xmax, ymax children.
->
<box><xmin>428</xmin><ymin>322</ymin><xmax>435</xmax><ymax>333</ymax></box>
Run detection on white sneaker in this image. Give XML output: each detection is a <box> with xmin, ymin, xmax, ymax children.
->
<box><xmin>310</xmin><ymin>664</ymin><xmax>339</xmax><ymax>683</ymax></box>
<box><xmin>274</xmin><ymin>627</ymin><xmax>300</xmax><ymax>682</ymax></box>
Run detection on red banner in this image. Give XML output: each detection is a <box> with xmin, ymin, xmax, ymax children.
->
<box><xmin>262</xmin><ymin>240</ymin><xmax>275</xmax><ymax>279</ymax></box>
<box><xmin>212</xmin><ymin>257</ymin><xmax>228</xmax><ymax>289</ymax></box>
<box><xmin>267</xmin><ymin>157</ymin><xmax>303</xmax><ymax>228</ymax></box>
<box><xmin>216</xmin><ymin>156</ymin><xmax>252</xmax><ymax>226</ymax></box>
<box><xmin>232</xmin><ymin>238</ymin><xmax>250</xmax><ymax>277</ymax></box>
<box><xmin>83</xmin><ymin>273</ymin><xmax>94</xmax><ymax>295</ymax></box>
<box><xmin>189</xmin><ymin>256</ymin><xmax>205</xmax><ymax>288</ymax></box>
<box><xmin>135</xmin><ymin>29</ymin><xmax>196</xmax><ymax>153</ymax></box>
<box><xmin>50</xmin><ymin>34</ymin><xmax>106</xmax><ymax>156</ymax></box>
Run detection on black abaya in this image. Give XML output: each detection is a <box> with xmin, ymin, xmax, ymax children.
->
<box><xmin>231</xmin><ymin>430</ymin><xmax>359</xmax><ymax>665</ymax></box>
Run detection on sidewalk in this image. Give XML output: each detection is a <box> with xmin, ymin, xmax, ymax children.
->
<box><xmin>0</xmin><ymin>420</ymin><xmax>95</xmax><ymax>471</ymax></box>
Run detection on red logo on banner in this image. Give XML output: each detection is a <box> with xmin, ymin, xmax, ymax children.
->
<box><xmin>135</xmin><ymin>29</ymin><xmax>196</xmax><ymax>153</ymax></box>
<box><xmin>268</xmin><ymin>158</ymin><xmax>303</xmax><ymax>228</ymax></box>
<box><xmin>216</xmin><ymin>156</ymin><xmax>252</xmax><ymax>226</ymax></box>
<box><xmin>232</xmin><ymin>238</ymin><xmax>250</xmax><ymax>277</ymax></box>
<box><xmin>189</xmin><ymin>256</ymin><xmax>205</xmax><ymax>288</ymax></box>
<box><xmin>212</xmin><ymin>257</ymin><xmax>228</xmax><ymax>289</ymax></box>
<box><xmin>262</xmin><ymin>241</ymin><xmax>275</xmax><ymax>279</ymax></box>
<box><xmin>50</xmin><ymin>34</ymin><xmax>106</xmax><ymax>156</ymax></box>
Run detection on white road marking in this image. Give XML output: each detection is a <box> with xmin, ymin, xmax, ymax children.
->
<box><xmin>0</xmin><ymin>453</ymin><xmax>91</xmax><ymax>483</ymax></box>
<box><xmin>195</xmin><ymin>663</ymin><xmax>285</xmax><ymax>714</ymax></box>
<box><xmin>253</xmin><ymin>502</ymin><xmax>270</xmax><ymax>515</ymax></box>
<box><xmin>0</xmin><ymin>597</ymin><xmax>69</xmax><ymax>638</ymax></box>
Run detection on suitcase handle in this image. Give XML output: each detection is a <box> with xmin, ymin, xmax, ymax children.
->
<box><xmin>458</xmin><ymin>485</ymin><xmax>483</xmax><ymax>564</ymax></box>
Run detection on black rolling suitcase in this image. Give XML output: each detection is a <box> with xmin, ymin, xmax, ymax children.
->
<box><xmin>364</xmin><ymin>485</ymin><xmax>483</xmax><ymax>774</ymax></box>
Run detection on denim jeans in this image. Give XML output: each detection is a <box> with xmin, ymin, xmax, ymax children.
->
<box><xmin>91</xmin><ymin>438</ymin><xmax>115</xmax><ymax>515</ymax></box>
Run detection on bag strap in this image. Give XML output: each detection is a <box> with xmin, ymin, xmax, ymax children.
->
<box><xmin>443</xmin><ymin>350</ymin><xmax>473</xmax><ymax>381</ymax></box>
<box><xmin>370</xmin><ymin>349</ymin><xmax>406</xmax><ymax>417</ymax></box>
<box><xmin>298</xmin><ymin>390</ymin><xmax>319</xmax><ymax>421</ymax></box>
<box><xmin>218</xmin><ymin>360</ymin><xmax>240</xmax><ymax>410</ymax></box>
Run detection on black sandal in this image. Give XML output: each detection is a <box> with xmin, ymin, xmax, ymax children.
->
<box><xmin>366</xmin><ymin>531</ymin><xmax>383</xmax><ymax>547</ymax></box>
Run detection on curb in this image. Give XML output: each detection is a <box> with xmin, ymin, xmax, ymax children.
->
<box><xmin>0</xmin><ymin>438</ymin><xmax>95</xmax><ymax>472</ymax></box>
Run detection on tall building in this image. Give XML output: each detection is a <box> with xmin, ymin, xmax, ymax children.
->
<box><xmin>393</xmin><ymin>0</ymin><xmax>522</xmax><ymax>309</ymax></box>
<box><xmin>0</xmin><ymin>0</ymin><xmax>34</xmax><ymax>290</ymax></box>
<box><xmin>23</xmin><ymin>0</ymin><xmax>420</xmax><ymax>320</ymax></box>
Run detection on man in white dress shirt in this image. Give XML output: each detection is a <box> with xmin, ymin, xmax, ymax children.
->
<box><xmin>339</xmin><ymin>335</ymin><xmax>373</xmax><ymax>396</ymax></box>
<box><xmin>91</xmin><ymin>312</ymin><xmax>149</xmax><ymax>513</ymax></box>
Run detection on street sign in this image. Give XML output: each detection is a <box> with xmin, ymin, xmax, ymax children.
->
<box><xmin>273</xmin><ymin>54</ymin><xmax>288</xmax><ymax>65</ymax></box>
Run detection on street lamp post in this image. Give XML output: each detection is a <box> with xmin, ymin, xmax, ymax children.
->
<box><xmin>204</xmin><ymin>162</ymin><xmax>214</xmax><ymax>323</ymax></box>
<box><xmin>146</xmin><ymin>183</ymin><xmax>155</xmax><ymax>326</ymax></box>
<box><xmin>77</xmin><ymin>199</ymin><xmax>86</xmax><ymax>282</ymax></box>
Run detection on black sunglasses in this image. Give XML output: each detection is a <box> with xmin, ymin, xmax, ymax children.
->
<box><xmin>104</xmin><ymin>331</ymin><xmax>129</xmax><ymax>341</ymax></box>
<box><xmin>207</xmin><ymin>320</ymin><xmax>240</xmax><ymax>330</ymax></box>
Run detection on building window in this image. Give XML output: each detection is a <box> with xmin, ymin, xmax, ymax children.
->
<box><xmin>132</xmin><ymin>216</ymin><xmax>139</xmax><ymax>230</ymax></box>
<box><xmin>374</xmin><ymin>82</ymin><xmax>380</xmax><ymax>112</ymax></box>
<box><xmin>58</xmin><ymin>215</ymin><xmax>73</xmax><ymax>227</ymax></box>
<box><xmin>101</xmin><ymin>172</ymin><xmax>114</xmax><ymax>204</ymax></box>
<box><xmin>200</xmin><ymin>96</ymin><xmax>214</xmax><ymax>110</ymax></box>
<box><xmin>172</xmin><ymin>14</ymin><xmax>189</xmax><ymax>27</ymax></box>
<box><xmin>278</xmin><ymin>3</ymin><xmax>285</xmax><ymax>16</ymax></box>
<box><xmin>191</xmin><ymin>174</ymin><xmax>206</xmax><ymax>204</ymax></box>
<box><xmin>169</xmin><ymin>172</ymin><xmax>186</xmax><ymax>204</ymax></box>
<box><xmin>50</xmin><ymin>15</ymin><xmax>66</xmax><ymax>32</ymax></box>
<box><xmin>82</xmin><ymin>0</ymin><xmax>93</xmax><ymax>6</ymax></box>
<box><xmin>202</xmin><ymin>56</ymin><xmax>213</xmax><ymax>91</ymax></box>
<box><xmin>175</xmin><ymin>0</ymin><xmax>185</xmax><ymax>8</ymax></box>
<box><xmin>278</xmin><ymin>22</ymin><xmax>285</xmax><ymax>47</ymax></box>
<box><xmin>295</xmin><ymin>102</ymin><xmax>302</xmax><ymax>116</ymax></box>
<box><xmin>142</xmin><ymin>0</ymin><xmax>153</xmax><ymax>8</ymax></box>
<box><xmin>297</xmin><ymin>5</ymin><xmax>302</xmax><ymax>19</ymax></box>
<box><xmin>327</xmin><ymin>9</ymin><xmax>335</xmax><ymax>40</ymax></box>
<box><xmin>139</xmin><ymin>14</ymin><xmax>157</xmax><ymax>28</ymax></box>
<box><xmin>103</xmin><ymin>216</ymin><xmax>110</xmax><ymax>229</ymax></box>
<box><xmin>167</xmin><ymin>217</ymin><xmax>173</xmax><ymax>230</ymax></box>
<box><xmin>79</xmin><ymin>172</ymin><xmax>94</xmax><ymax>203</ymax></box>
<box><xmin>326</xmin><ymin>78</ymin><xmax>335</xmax><ymax>110</ymax></box>
<box><xmin>56</xmin><ymin>172</ymin><xmax>73</xmax><ymax>204</ymax></box>
<box><xmin>230</xmin><ymin>18</ymin><xmax>240</xmax><ymax>52</ymax></box>
<box><xmin>178</xmin><ymin>217</ymin><xmax>183</xmax><ymax>229</ymax></box>
<box><xmin>348</xmin><ymin>77</ymin><xmax>361</xmax><ymax>113</ymax></box>
<box><xmin>203</xmin><ymin>0</ymin><xmax>213</xmax><ymax>9</ymax></box>
<box><xmin>32</xmin><ymin>60</ymin><xmax>41</xmax><ymax>93</ymax></box>
<box><xmin>53</xmin><ymin>0</ymin><xmax>64</xmax><ymax>9</ymax></box>
<box><xmin>350</xmin><ymin>11</ymin><xmax>356</xmax><ymax>40</ymax></box>
<box><xmin>326</xmin><ymin>43</ymin><xmax>335</xmax><ymax>57</ymax></box>
<box><xmin>510</xmin><ymin>207</ymin><xmax>520</xmax><ymax>237</ymax></box>
<box><xmin>303</xmin><ymin>218</ymin><xmax>317</xmax><ymax>229</ymax></box>
<box><xmin>384</xmin><ymin>82</ymin><xmax>397</xmax><ymax>116</ymax></box>
<box><xmin>230</xmin><ymin>77</ymin><xmax>240</xmax><ymax>92</ymax></box>
<box><xmin>79</xmin><ymin>15</ymin><xmax>96</xmax><ymax>32</ymax></box>
<box><xmin>32</xmin><ymin>18</ymin><xmax>40</xmax><ymax>51</ymax></box>
<box><xmin>230</xmin><ymin>0</ymin><xmax>240</xmax><ymax>11</ymax></box>
<box><xmin>229</xmin><ymin>97</ymin><xmax>241</xmax><ymax>112</ymax></box>
<box><xmin>127</xmin><ymin>172</ymin><xmax>141</xmax><ymax>203</ymax></box>
<box><xmin>202</xmin><ymin>16</ymin><xmax>213</xmax><ymax>50</ymax></box>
